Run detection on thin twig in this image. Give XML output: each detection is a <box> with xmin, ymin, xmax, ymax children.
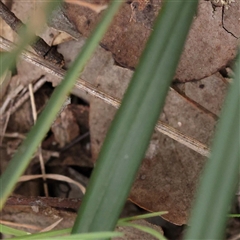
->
<box><xmin>155</xmin><ymin>122</ymin><xmax>210</xmax><ymax>156</ymax></box>
<box><xmin>0</xmin><ymin>101</ymin><xmax>12</xmax><ymax>145</ymax></box>
<box><xmin>18</xmin><ymin>174</ymin><xmax>86</xmax><ymax>194</ymax></box>
<box><xmin>38</xmin><ymin>148</ymin><xmax>49</xmax><ymax>196</ymax></box>
<box><xmin>1</xmin><ymin>76</ymin><xmax>47</xmax><ymax>118</ymax></box>
<box><xmin>0</xmin><ymin>1</ymin><xmax>22</xmax><ymax>32</ymax></box>
<box><xmin>29</xmin><ymin>83</ymin><xmax>49</xmax><ymax>197</ymax></box>
<box><xmin>64</xmin><ymin>0</ymin><xmax>108</xmax><ymax>13</ymax></box>
<box><xmin>0</xmin><ymin>132</ymin><xmax>26</xmax><ymax>139</ymax></box>
<box><xmin>0</xmin><ymin>136</ymin><xmax>59</xmax><ymax>158</ymax></box>
<box><xmin>5</xmin><ymin>195</ymin><xmax>81</xmax><ymax>210</ymax></box>
<box><xmin>0</xmin><ymin>70</ymin><xmax>11</xmax><ymax>100</ymax></box>
<box><xmin>0</xmin><ymin>84</ymin><xmax>24</xmax><ymax>116</ymax></box>
<box><xmin>172</xmin><ymin>87</ymin><xmax>218</xmax><ymax>121</ymax></box>
<box><xmin>0</xmin><ymin>0</ymin><xmax>64</xmax><ymax>65</ymax></box>
<box><xmin>28</xmin><ymin>83</ymin><xmax>37</xmax><ymax>122</ymax></box>
<box><xmin>60</xmin><ymin>131</ymin><xmax>90</xmax><ymax>152</ymax></box>
<box><xmin>0</xmin><ymin>36</ymin><xmax>210</xmax><ymax>157</ymax></box>
<box><xmin>40</xmin><ymin>218</ymin><xmax>63</xmax><ymax>232</ymax></box>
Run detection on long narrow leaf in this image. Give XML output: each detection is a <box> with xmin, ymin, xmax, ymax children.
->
<box><xmin>10</xmin><ymin>228</ymin><xmax>71</xmax><ymax>240</ymax></box>
<box><xmin>72</xmin><ymin>0</ymin><xmax>198</xmax><ymax>233</ymax></box>
<box><xmin>118</xmin><ymin>211</ymin><xmax>168</xmax><ymax>223</ymax></box>
<box><xmin>0</xmin><ymin>224</ymin><xmax>29</xmax><ymax>237</ymax></box>
<box><xmin>0</xmin><ymin>0</ymin><xmax>123</xmax><ymax>210</ymax></box>
<box><xmin>118</xmin><ymin>222</ymin><xmax>166</xmax><ymax>240</ymax></box>
<box><xmin>10</xmin><ymin>231</ymin><xmax>122</xmax><ymax>240</ymax></box>
<box><xmin>228</xmin><ymin>214</ymin><xmax>240</xmax><ymax>218</ymax></box>
<box><xmin>8</xmin><ymin>212</ymin><xmax>167</xmax><ymax>239</ymax></box>
<box><xmin>41</xmin><ymin>232</ymin><xmax>122</xmax><ymax>240</ymax></box>
<box><xmin>184</xmin><ymin>50</ymin><xmax>239</xmax><ymax>239</ymax></box>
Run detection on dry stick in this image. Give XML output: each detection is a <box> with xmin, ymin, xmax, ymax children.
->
<box><xmin>0</xmin><ymin>132</ymin><xmax>26</xmax><ymax>139</ymax></box>
<box><xmin>0</xmin><ymin>132</ymin><xmax>59</xmax><ymax>159</ymax></box>
<box><xmin>28</xmin><ymin>84</ymin><xmax>37</xmax><ymax>121</ymax></box>
<box><xmin>0</xmin><ymin>36</ymin><xmax>210</xmax><ymax>157</ymax></box>
<box><xmin>0</xmin><ymin>101</ymin><xmax>12</xmax><ymax>145</ymax></box>
<box><xmin>6</xmin><ymin>195</ymin><xmax>82</xmax><ymax>210</ymax></box>
<box><xmin>0</xmin><ymin>84</ymin><xmax>24</xmax><ymax>116</ymax></box>
<box><xmin>18</xmin><ymin>174</ymin><xmax>86</xmax><ymax>194</ymax></box>
<box><xmin>0</xmin><ymin>112</ymin><xmax>10</xmax><ymax>145</ymax></box>
<box><xmin>40</xmin><ymin>218</ymin><xmax>63</xmax><ymax>232</ymax></box>
<box><xmin>38</xmin><ymin>149</ymin><xmax>49</xmax><ymax>196</ymax></box>
<box><xmin>1</xmin><ymin>76</ymin><xmax>47</xmax><ymax>118</ymax></box>
<box><xmin>171</xmin><ymin>87</ymin><xmax>219</xmax><ymax>121</ymax></box>
<box><xmin>0</xmin><ymin>0</ymin><xmax>64</xmax><ymax>65</ymax></box>
<box><xmin>29</xmin><ymin>83</ymin><xmax>49</xmax><ymax>197</ymax></box>
<box><xmin>0</xmin><ymin>130</ymin><xmax>60</xmax><ymax>158</ymax></box>
<box><xmin>64</xmin><ymin>0</ymin><xmax>108</xmax><ymax>13</ymax></box>
<box><xmin>60</xmin><ymin>131</ymin><xmax>90</xmax><ymax>152</ymax></box>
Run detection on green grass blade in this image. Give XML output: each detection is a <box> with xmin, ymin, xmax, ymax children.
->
<box><xmin>117</xmin><ymin>222</ymin><xmax>166</xmax><ymax>240</ymax></box>
<box><xmin>10</xmin><ymin>231</ymin><xmax>122</xmax><ymax>240</ymax></box>
<box><xmin>42</xmin><ymin>232</ymin><xmax>123</xmax><ymax>240</ymax></box>
<box><xmin>0</xmin><ymin>0</ymin><xmax>123</xmax><ymax>210</ymax></box>
<box><xmin>184</xmin><ymin>49</ymin><xmax>240</xmax><ymax>239</ymax></box>
<box><xmin>228</xmin><ymin>214</ymin><xmax>240</xmax><ymax>218</ymax></box>
<box><xmin>8</xmin><ymin>212</ymin><xmax>168</xmax><ymax>239</ymax></box>
<box><xmin>0</xmin><ymin>224</ymin><xmax>29</xmax><ymax>237</ymax></box>
<box><xmin>10</xmin><ymin>228</ymin><xmax>71</xmax><ymax>239</ymax></box>
<box><xmin>72</xmin><ymin>0</ymin><xmax>198</xmax><ymax>234</ymax></box>
<box><xmin>118</xmin><ymin>211</ymin><xmax>168</xmax><ymax>223</ymax></box>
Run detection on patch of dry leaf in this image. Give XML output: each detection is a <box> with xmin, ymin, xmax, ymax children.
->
<box><xmin>0</xmin><ymin>0</ymin><xmax>239</xmax><ymax>236</ymax></box>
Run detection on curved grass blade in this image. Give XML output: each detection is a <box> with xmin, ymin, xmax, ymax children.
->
<box><xmin>0</xmin><ymin>224</ymin><xmax>29</xmax><ymax>237</ymax></box>
<box><xmin>184</xmin><ymin>49</ymin><xmax>240</xmax><ymax>239</ymax></box>
<box><xmin>117</xmin><ymin>222</ymin><xmax>166</xmax><ymax>240</ymax></box>
<box><xmin>41</xmin><ymin>231</ymin><xmax>122</xmax><ymax>240</ymax></box>
<box><xmin>10</xmin><ymin>228</ymin><xmax>71</xmax><ymax>240</ymax></box>
<box><xmin>228</xmin><ymin>214</ymin><xmax>240</xmax><ymax>218</ymax></box>
<box><xmin>72</xmin><ymin>0</ymin><xmax>198</xmax><ymax>234</ymax></box>
<box><xmin>118</xmin><ymin>211</ymin><xmax>168</xmax><ymax>223</ymax></box>
<box><xmin>10</xmin><ymin>231</ymin><xmax>122</xmax><ymax>240</ymax></box>
<box><xmin>9</xmin><ymin>212</ymin><xmax>167</xmax><ymax>239</ymax></box>
<box><xmin>0</xmin><ymin>0</ymin><xmax>123</xmax><ymax>210</ymax></box>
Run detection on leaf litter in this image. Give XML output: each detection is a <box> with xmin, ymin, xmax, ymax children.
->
<box><xmin>0</xmin><ymin>0</ymin><xmax>239</xmax><ymax>238</ymax></box>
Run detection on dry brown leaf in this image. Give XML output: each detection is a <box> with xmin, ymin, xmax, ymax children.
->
<box><xmin>56</xmin><ymin>35</ymin><xmax>225</xmax><ymax>224</ymax></box>
<box><xmin>65</xmin><ymin>0</ymin><xmax>239</xmax><ymax>81</ymax></box>
<box><xmin>51</xmin><ymin>106</ymin><xmax>80</xmax><ymax>148</ymax></box>
<box><xmin>85</xmin><ymin>50</ymin><xmax>227</xmax><ymax>224</ymax></box>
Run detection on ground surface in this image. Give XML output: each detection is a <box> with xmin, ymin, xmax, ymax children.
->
<box><xmin>0</xmin><ymin>0</ymin><xmax>239</xmax><ymax>239</ymax></box>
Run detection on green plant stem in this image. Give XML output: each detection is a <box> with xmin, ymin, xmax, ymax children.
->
<box><xmin>72</xmin><ymin>0</ymin><xmax>198</xmax><ymax>234</ymax></box>
<box><xmin>10</xmin><ymin>231</ymin><xmax>122</xmax><ymax>240</ymax></box>
<box><xmin>184</xmin><ymin>49</ymin><xmax>240</xmax><ymax>239</ymax></box>
<box><xmin>0</xmin><ymin>0</ymin><xmax>123</xmax><ymax>210</ymax></box>
<box><xmin>0</xmin><ymin>224</ymin><xmax>29</xmax><ymax>237</ymax></box>
<box><xmin>118</xmin><ymin>222</ymin><xmax>166</xmax><ymax>240</ymax></box>
<box><xmin>118</xmin><ymin>211</ymin><xmax>168</xmax><ymax>223</ymax></box>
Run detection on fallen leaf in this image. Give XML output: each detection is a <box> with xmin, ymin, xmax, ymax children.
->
<box><xmin>65</xmin><ymin>0</ymin><xmax>239</xmax><ymax>81</ymax></box>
